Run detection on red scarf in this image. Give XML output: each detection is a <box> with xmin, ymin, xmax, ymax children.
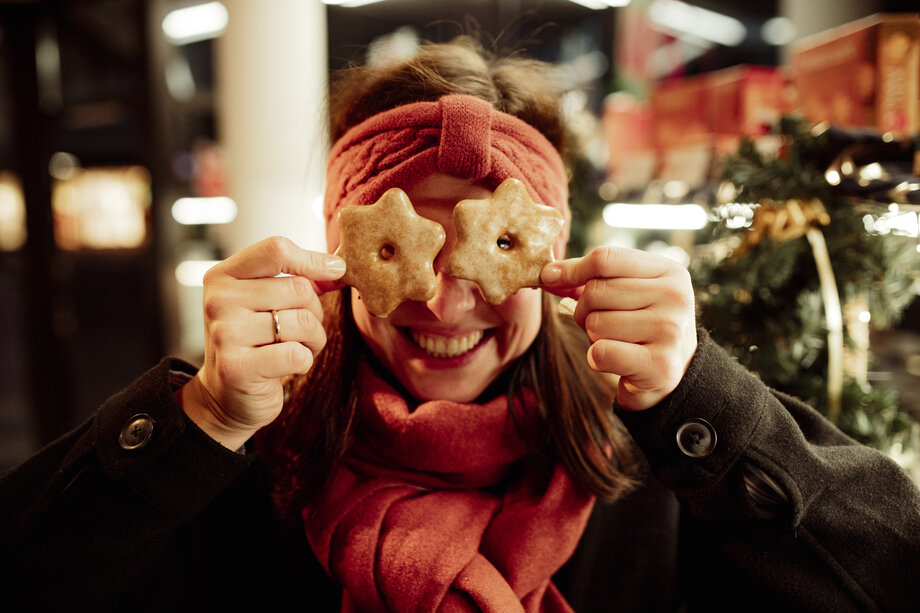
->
<box><xmin>303</xmin><ymin>363</ymin><xmax>595</xmax><ymax>612</ymax></box>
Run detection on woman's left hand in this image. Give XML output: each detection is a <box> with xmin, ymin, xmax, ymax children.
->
<box><xmin>541</xmin><ymin>246</ymin><xmax>698</xmax><ymax>411</ymax></box>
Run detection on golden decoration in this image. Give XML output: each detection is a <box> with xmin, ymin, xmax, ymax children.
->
<box><xmin>738</xmin><ymin>197</ymin><xmax>831</xmax><ymax>255</ymax></box>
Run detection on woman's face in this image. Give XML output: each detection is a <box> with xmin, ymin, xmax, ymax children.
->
<box><xmin>349</xmin><ymin>173</ymin><xmax>543</xmax><ymax>403</ymax></box>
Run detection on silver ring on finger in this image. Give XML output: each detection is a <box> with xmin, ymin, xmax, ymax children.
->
<box><xmin>271</xmin><ymin>309</ymin><xmax>282</xmax><ymax>343</ymax></box>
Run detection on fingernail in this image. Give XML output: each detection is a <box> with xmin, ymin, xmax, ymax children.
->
<box><xmin>325</xmin><ymin>255</ymin><xmax>346</xmax><ymax>275</ymax></box>
<box><xmin>542</xmin><ymin>263</ymin><xmax>562</xmax><ymax>284</ymax></box>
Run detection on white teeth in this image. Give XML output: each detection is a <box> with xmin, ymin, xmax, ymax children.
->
<box><xmin>410</xmin><ymin>330</ymin><xmax>484</xmax><ymax>358</ymax></box>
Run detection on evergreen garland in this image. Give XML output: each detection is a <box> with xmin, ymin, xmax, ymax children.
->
<box><xmin>692</xmin><ymin>118</ymin><xmax>920</xmax><ymax>455</ymax></box>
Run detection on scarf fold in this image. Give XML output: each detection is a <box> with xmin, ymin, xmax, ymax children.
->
<box><xmin>323</xmin><ymin>94</ymin><xmax>570</xmax><ymax>257</ymax></box>
<box><xmin>303</xmin><ymin>363</ymin><xmax>595</xmax><ymax>612</ymax></box>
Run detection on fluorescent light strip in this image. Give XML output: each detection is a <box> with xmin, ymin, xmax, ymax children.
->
<box><xmin>603</xmin><ymin>203</ymin><xmax>708</xmax><ymax>230</ymax></box>
<box><xmin>565</xmin><ymin>0</ymin><xmax>631</xmax><ymax>9</ymax></box>
<box><xmin>162</xmin><ymin>2</ymin><xmax>229</xmax><ymax>45</ymax></box>
<box><xmin>321</xmin><ymin>0</ymin><xmax>389</xmax><ymax>6</ymax></box>
<box><xmin>649</xmin><ymin>0</ymin><xmax>746</xmax><ymax>47</ymax></box>
<box><xmin>171</xmin><ymin>196</ymin><xmax>238</xmax><ymax>225</ymax></box>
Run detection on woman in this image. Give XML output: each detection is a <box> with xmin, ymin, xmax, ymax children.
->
<box><xmin>2</xmin><ymin>40</ymin><xmax>918</xmax><ymax>612</ymax></box>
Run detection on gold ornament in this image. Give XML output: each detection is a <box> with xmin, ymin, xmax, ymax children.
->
<box><xmin>738</xmin><ymin>198</ymin><xmax>830</xmax><ymax>256</ymax></box>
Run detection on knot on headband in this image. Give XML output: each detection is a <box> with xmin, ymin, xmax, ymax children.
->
<box><xmin>437</xmin><ymin>95</ymin><xmax>492</xmax><ymax>178</ymax></box>
<box><xmin>324</xmin><ymin>94</ymin><xmax>570</xmax><ymax>256</ymax></box>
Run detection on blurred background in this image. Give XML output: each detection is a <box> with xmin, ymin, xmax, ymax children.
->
<box><xmin>1</xmin><ymin>0</ymin><xmax>918</xmax><ymax>473</ymax></box>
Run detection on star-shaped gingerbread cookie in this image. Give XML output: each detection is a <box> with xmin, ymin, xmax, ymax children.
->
<box><xmin>447</xmin><ymin>178</ymin><xmax>564</xmax><ymax>305</ymax></box>
<box><xmin>336</xmin><ymin>188</ymin><xmax>446</xmax><ymax>317</ymax></box>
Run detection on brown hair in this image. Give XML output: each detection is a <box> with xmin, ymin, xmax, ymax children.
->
<box><xmin>329</xmin><ymin>37</ymin><xmax>572</xmax><ymax>164</ymax></box>
<box><xmin>256</xmin><ymin>40</ymin><xmax>635</xmax><ymax>515</ymax></box>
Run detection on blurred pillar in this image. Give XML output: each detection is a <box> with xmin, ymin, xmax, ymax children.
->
<box><xmin>779</xmin><ymin>0</ymin><xmax>882</xmax><ymax>64</ymax></box>
<box><xmin>215</xmin><ymin>0</ymin><xmax>328</xmax><ymax>255</ymax></box>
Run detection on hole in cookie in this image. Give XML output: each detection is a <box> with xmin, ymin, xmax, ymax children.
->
<box><xmin>379</xmin><ymin>244</ymin><xmax>395</xmax><ymax>260</ymax></box>
<box><xmin>497</xmin><ymin>234</ymin><xmax>513</xmax><ymax>250</ymax></box>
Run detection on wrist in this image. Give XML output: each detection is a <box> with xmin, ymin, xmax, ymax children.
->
<box><xmin>177</xmin><ymin>377</ymin><xmax>258</xmax><ymax>451</ymax></box>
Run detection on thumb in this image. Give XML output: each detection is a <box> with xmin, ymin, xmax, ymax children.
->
<box><xmin>540</xmin><ymin>261</ymin><xmax>585</xmax><ymax>300</ymax></box>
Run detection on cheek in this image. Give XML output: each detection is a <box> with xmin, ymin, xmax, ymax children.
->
<box><xmin>350</xmin><ymin>289</ymin><xmax>389</xmax><ymax>349</ymax></box>
<box><xmin>494</xmin><ymin>289</ymin><xmax>542</xmax><ymax>348</ymax></box>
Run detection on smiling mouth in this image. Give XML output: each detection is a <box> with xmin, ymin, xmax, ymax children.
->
<box><xmin>409</xmin><ymin>329</ymin><xmax>485</xmax><ymax>358</ymax></box>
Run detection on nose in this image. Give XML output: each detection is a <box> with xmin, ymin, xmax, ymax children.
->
<box><xmin>426</xmin><ymin>269</ymin><xmax>479</xmax><ymax>324</ymax></box>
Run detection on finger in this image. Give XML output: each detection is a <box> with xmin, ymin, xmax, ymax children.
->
<box><xmin>203</xmin><ymin>277</ymin><xmax>325</xmax><ymax>329</ymax></box>
<box><xmin>245</xmin><ymin>341</ymin><xmax>317</xmax><ymax>378</ymax></box>
<box><xmin>214</xmin><ymin>275</ymin><xmax>325</xmax><ymax>320</ymax></box>
<box><xmin>586</xmin><ymin>338</ymin><xmax>650</xmax><ymax>380</ymax></box>
<box><xmin>577</xmin><ymin>277</ymin><xmax>695</xmax><ymax>329</ymax></box>
<box><xmin>211</xmin><ymin>308</ymin><xmax>327</xmax><ymax>351</ymax></box>
<box><xmin>588</xmin><ymin>337</ymin><xmax>690</xmax><ymax>409</ymax></box>
<box><xmin>582</xmin><ymin>310</ymin><xmax>669</xmax><ymax>344</ymax></box>
<box><xmin>260</xmin><ymin>308</ymin><xmax>327</xmax><ymax>351</ymax></box>
<box><xmin>214</xmin><ymin>236</ymin><xmax>346</xmax><ymax>282</ymax></box>
<box><xmin>542</xmin><ymin>283</ymin><xmax>584</xmax><ymax>301</ymax></box>
<box><xmin>542</xmin><ymin>247</ymin><xmax>675</xmax><ymax>291</ymax></box>
<box><xmin>541</xmin><ymin>262</ymin><xmax>583</xmax><ymax>297</ymax></box>
<box><xmin>576</xmin><ymin>277</ymin><xmax>657</xmax><ymax>313</ymax></box>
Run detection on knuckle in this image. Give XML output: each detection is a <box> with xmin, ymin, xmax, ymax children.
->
<box><xmin>603</xmin><ymin>246</ymin><xmax>625</xmax><ymax>272</ymax></box>
<box><xmin>202</xmin><ymin>292</ymin><xmax>222</xmax><ymax>322</ymax></box>
<box><xmin>584</xmin><ymin>278</ymin><xmax>600</xmax><ymax>295</ymax></box>
<box><xmin>286</xmin><ymin>341</ymin><xmax>310</xmax><ymax>367</ymax></box>
<box><xmin>295</xmin><ymin>349</ymin><xmax>316</xmax><ymax>374</ymax></box>
<box><xmin>655</xmin><ymin>313</ymin><xmax>681</xmax><ymax>341</ymax></box>
<box><xmin>591</xmin><ymin>340</ymin><xmax>608</xmax><ymax>364</ymax></box>
<box><xmin>650</xmin><ymin>349</ymin><xmax>677</xmax><ymax>381</ymax></box>
<box><xmin>581</xmin><ymin>279</ymin><xmax>602</xmax><ymax>306</ymax></box>
<box><xmin>667</xmin><ymin>268</ymin><xmax>693</xmax><ymax>300</ymax></box>
<box><xmin>663</xmin><ymin>286</ymin><xmax>687</xmax><ymax>308</ymax></box>
<box><xmin>592</xmin><ymin>277</ymin><xmax>620</xmax><ymax>301</ymax></box>
<box><xmin>201</xmin><ymin>277</ymin><xmax>234</xmax><ymax>320</ymax></box>
<box><xmin>306</xmin><ymin>314</ymin><xmax>328</xmax><ymax>348</ymax></box>
<box><xmin>209</xmin><ymin>320</ymin><xmax>231</xmax><ymax>348</ymax></box>
<box><xmin>588</xmin><ymin>247</ymin><xmax>614</xmax><ymax>272</ymax></box>
<box><xmin>264</xmin><ymin>235</ymin><xmax>294</xmax><ymax>261</ymax></box>
<box><xmin>594</xmin><ymin>277</ymin><xmax>613</xmax><ymax>293</ymax></box>
<box><xmin>590</xmin><ymin>340</ymin><xmax>615</xmax><ymax>370</ymax></box>
<box><xmin>286</xmin><ymin>275</ymin><xmax>313</xmax><ymax>302</ymax></box>
<box><xmin>295</xmin><ymin>308</ymin><xmax>317</xmax><ymax>334</ymax></box>
<box><xmin>584</xmin><ymin>311</ymin><xmax>603</xmax><ymax>339</ymax></box>
<box><xmin>202</xmin><ymin>265</ymin><xmax>221</xmax><ymax>286</ymax></box>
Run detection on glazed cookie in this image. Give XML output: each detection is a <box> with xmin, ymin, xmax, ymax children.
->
<box><xmin>447</xmin><ymin>178</ymin><xmax>564</xmax><ymax>305</ymax></box>
<box><xmin>336</xmin><ymin>188</ymin><xmax>446</xmax><ymax>317</ymax></box>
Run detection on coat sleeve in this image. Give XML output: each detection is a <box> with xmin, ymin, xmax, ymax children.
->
<box><xmin>617</xmin><ymin>328</ymin><xmax>920</xmax><ymax>612</ymax></box>
<box><xmin>0</xmin><ymin>358</ymin><xmax>254</xmax><ymax>607</ymax></box>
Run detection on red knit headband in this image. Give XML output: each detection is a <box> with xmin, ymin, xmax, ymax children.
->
<box><xmin>323</xmin><ymin>94</ymin><xmax>570</xmax><ymax>256</ymax></box>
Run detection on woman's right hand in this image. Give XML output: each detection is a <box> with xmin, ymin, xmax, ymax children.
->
<box><xmin>180</xmin><ymin>236</ymin><xmax>346</xmax><ymax>450</ymax></box>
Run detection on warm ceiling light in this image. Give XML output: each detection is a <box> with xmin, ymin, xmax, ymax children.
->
<box><xmin>761</xmin><ymin>16</ymin><xmax>797</xmax><ymax>46</ymax></box>
<box><xmin>175</xmin><ymin>260</ymin><xmax>221</xmax><ymax>287</ymax></box>
<box><xmin>162</xmin><ymin>2</ymin><xmax>229</xmax><ymax>45</ymax></box>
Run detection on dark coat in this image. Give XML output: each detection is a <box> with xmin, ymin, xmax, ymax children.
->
<box><xmin>2</xmin><ymin>332</ymin><xmax>919</xmax><ymax>611</ymax></box>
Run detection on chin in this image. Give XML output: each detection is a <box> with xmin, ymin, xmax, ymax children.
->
<box><xmin>400</xmin><ymin>369</ymin><xmax>490</xmax><ymax>404</ymax></box>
